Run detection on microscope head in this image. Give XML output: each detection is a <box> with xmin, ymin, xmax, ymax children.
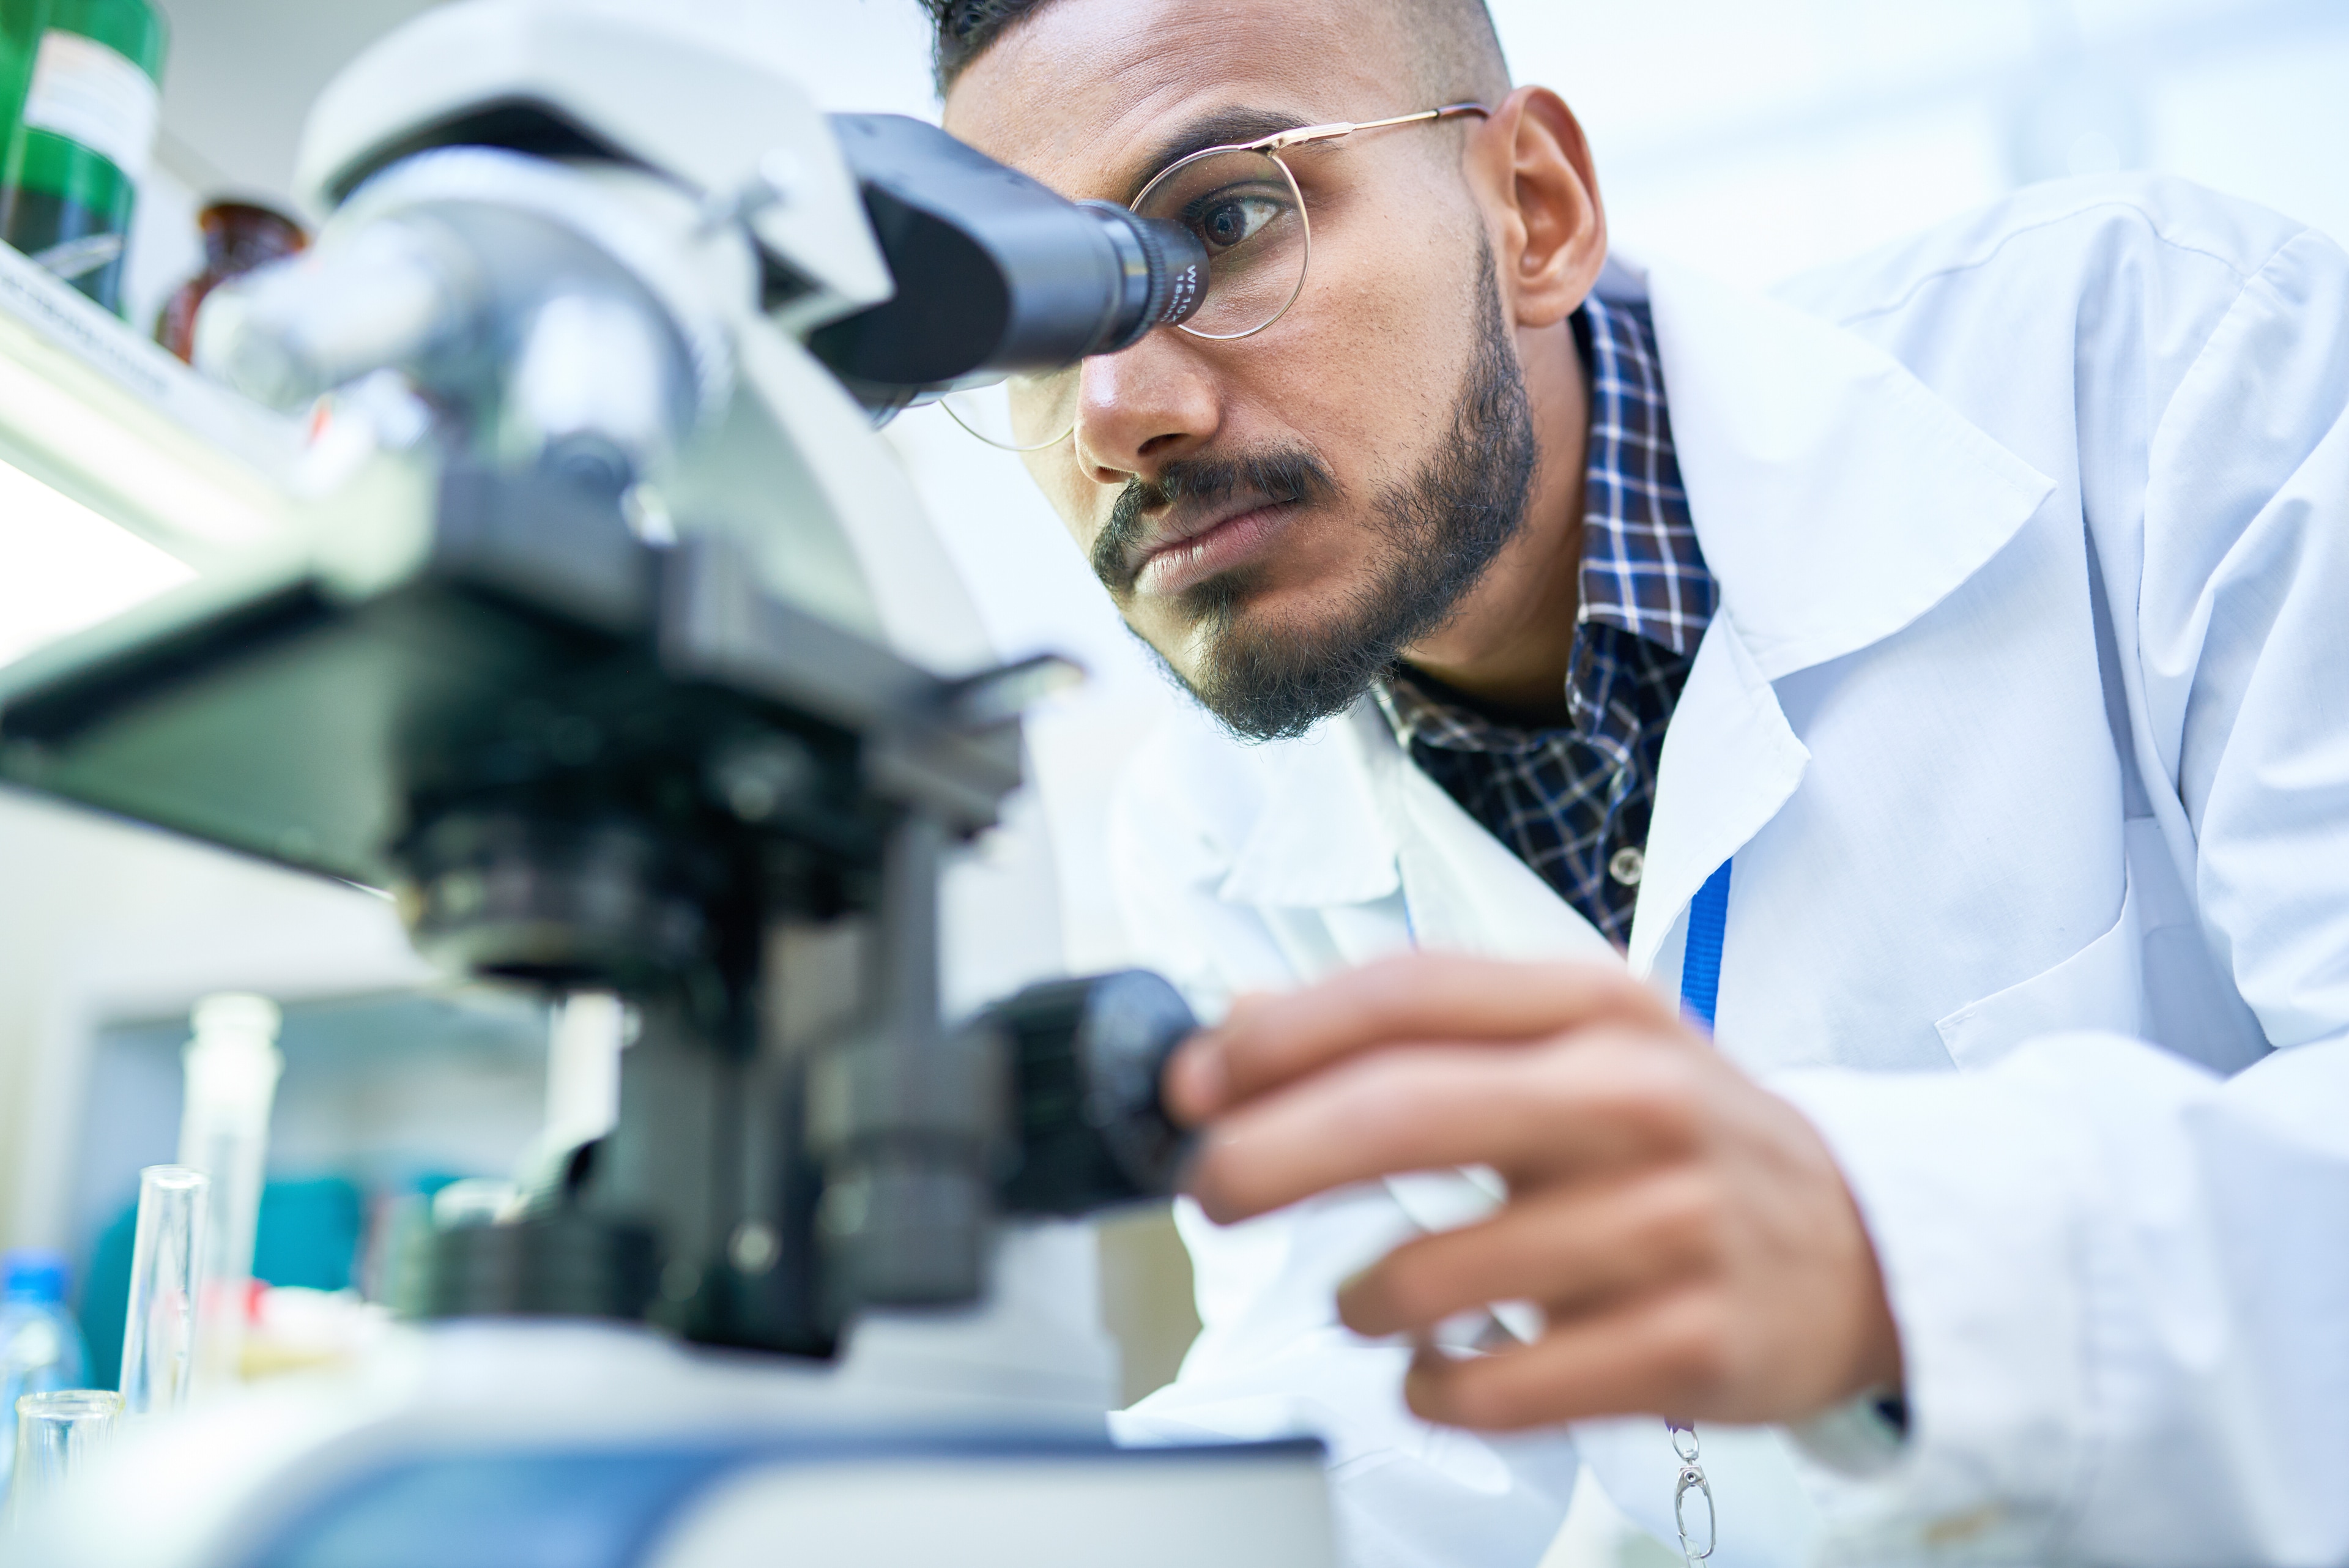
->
<box><xmin>289</xmin><ymin>0</ymin><xmax>893</xmax><ymax>337</ymax></box>
<box><xmin>212</xmin><ymin>1</ymin><xmax>1208</xmax><ymax>425</ymax></box>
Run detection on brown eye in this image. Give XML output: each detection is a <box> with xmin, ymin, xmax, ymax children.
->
<box><xmin>1191</xmin><ymin>191</ymin><xmax>1283</xmax><ymax>253</ymax></box>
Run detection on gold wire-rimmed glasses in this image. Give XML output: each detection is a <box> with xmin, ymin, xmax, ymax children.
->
<box><xmin>943</xmin><ymin>102</ymin><xmax>1490</xmax><ymax>451</ymax></box>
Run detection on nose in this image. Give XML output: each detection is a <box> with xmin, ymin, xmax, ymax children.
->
<box><xmin>1070</xmin><ymin>329</ymin><xmax>1221</xmax><ymax>485</ymax></box>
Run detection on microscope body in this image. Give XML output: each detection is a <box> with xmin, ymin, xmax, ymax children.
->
<box><xmin>0</xmin><ymin>4</ymin><xmax>1331</xmax><ymax>1562</ymax></box>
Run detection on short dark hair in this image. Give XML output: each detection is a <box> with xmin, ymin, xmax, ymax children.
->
<box><xmin>921</xmin><ymin>1</ymin><xmax>1035</xmax><ymax>92</ymax></box>
<box><xmin>921</xmin><ymin>0</ymin><xmax>1510</xmax><ymax>100</ymax></box>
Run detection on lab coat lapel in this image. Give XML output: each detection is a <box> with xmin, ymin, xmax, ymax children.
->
<box><xmin>1621</xmin><ymin>259</ymin><xmax>2056</xmax><ymax>975</ymax></box>
<box><xmin>1627</xmin><ymin>616</ymin><xmax>1809</xmax><ymax>979</ymax></box>
<box><xmin>1215</xmin><ymin>706</ymin><xmax>1399</xmax><ymax>908</ymax></box>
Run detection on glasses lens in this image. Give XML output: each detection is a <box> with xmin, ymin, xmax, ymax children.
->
<box><xmin>1134</xmin><ymin>149</ymin><xmax>1307</xmax><ymax>340</ymax></box>
<box><xmin>939</xmin><ymin>368</ymin><xmax>1078</xmax><ymax>451</ymax></box>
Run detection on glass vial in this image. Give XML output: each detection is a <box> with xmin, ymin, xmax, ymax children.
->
<box><xmin>8</xmin><ymin>1387</ymin><xmax>119</xmax><ymax>1523</ymax></box>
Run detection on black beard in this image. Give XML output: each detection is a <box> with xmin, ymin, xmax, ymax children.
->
<box><xmin>1091</xmin><ymin>252</ymin><xmax>1538</xmax><ymax>743</ymax></box>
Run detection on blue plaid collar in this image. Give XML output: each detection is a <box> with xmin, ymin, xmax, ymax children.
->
<box><xmin>1574</xmin><ymin>291</ymin><xmax>1712</xmax><ymax>658</ymax></box>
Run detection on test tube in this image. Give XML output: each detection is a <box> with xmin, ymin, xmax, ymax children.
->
<box><xmin>8</xmin><ymin>1389</ymin><xmax>121</xmax><ymax>1522</ymax></box>
<box><xmin>177</xmin><ymin>994</ymin><xmax>284</xmax><ymax>1395</ymax></box>
<box><xmin>119</xmin><ymin>1165</ymin><xmax>209</xmax><ymax>1418</ymax></box>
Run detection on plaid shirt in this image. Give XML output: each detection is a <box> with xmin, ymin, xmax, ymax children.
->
<box><xmin>1378</xmin><ymin>293</ymin><xmax>1714</xmax><ymax>949</ymax></box>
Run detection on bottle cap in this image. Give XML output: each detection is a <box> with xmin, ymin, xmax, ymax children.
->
<box><xmin>2</xmin><ymin>1247</ymin><xmax>70</xmax><ymax>1301</ymax></box>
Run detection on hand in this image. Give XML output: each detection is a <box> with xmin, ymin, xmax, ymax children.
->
<box><xmin>1164</xmin><ymin>951</ymin><xmax>1902</xmax><ymax>1430</ymax></box>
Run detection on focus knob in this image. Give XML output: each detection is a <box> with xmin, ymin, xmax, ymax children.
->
<box><xmin>987</xmin><ymin>970</ymin><xmax>1197</xmax><ymax>1217</ymax></box>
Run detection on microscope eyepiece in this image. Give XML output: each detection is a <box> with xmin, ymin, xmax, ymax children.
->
<box><xmin>1078</xmin><ymin>200</ymin><xmax>1206</xmax><ymax>352</ymax></box>
<box><xmin>808</xmin><ymin>115</ymin><xmax>1209</xmax><ymax>410</ymax></box>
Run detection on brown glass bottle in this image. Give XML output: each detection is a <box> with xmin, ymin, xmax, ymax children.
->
<box><xmin>154</xmin><ymin>199</ymin><xmax>305</xmax><ymax>363</ymax></box>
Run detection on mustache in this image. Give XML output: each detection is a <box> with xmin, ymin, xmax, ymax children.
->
<box><xmin>1090</xmin><ymin>447</ymin><xmax>1338</xmax><ymax>596</ymax></box>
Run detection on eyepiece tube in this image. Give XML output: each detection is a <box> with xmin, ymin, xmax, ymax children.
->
<box><xmin>1078</xmin><ymin>201</ymin><xmax>1205</xmax><ymax>354</ymax></box>
<box><xmin>808</xmin><ymin>115</ymin><xmax>1209</xmax><ymax>411</ymax></box>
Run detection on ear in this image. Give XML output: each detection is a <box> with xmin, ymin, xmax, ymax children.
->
<box><xmin>1463</xmin><ymin>86</ymin><xmax>1608</xmax><ymax>331</ymax></box>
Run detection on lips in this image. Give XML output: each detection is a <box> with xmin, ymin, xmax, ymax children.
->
<box><xmin>1129</xmin><ymin>494</ymin><xmax>1299</xmax><ymax>598</ymax></box>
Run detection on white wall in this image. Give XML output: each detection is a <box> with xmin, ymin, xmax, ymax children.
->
<box><xmin>1516</xmin><ymin>0</ymin><xmax>2349</xmax><ymax>284</ymax></box>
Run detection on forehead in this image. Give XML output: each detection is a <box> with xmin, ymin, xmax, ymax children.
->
<box><xmin>943</xmin><ymin>0</ymin><xmax>1413</xmax><ymax>201</ymax></box>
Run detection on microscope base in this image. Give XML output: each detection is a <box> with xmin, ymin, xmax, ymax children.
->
<box><xmin>10</xmin><ymin>1320</ymin><xmax>1334</xmax><ymax>1568</ymax></box>
<box><xmin>252</xmin><ymin>1433</ymin><xmax>1333</xmax><ymax>1568</ymax></box>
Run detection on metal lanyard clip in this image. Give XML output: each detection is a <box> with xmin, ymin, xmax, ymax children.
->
<box><xmin>1670</xmin><ymin>1422</ymin><xmax>1716</xmax><ymax>1564</ymax></box>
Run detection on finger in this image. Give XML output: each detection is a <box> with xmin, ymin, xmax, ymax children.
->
<box><xmin>1402</xmin><ymin>1284</ymin><xmax>1730</xmax><ymax>1430</ymax></box>
<box><xmin>1174</xmin><ymin>952</ymin><xmax>1674</xmax><ymax>1118</ymax></box>
<box><xmin>1338</xmin><ymin>1168</ymin><xmax>1718</xmax><ymax>1338</ymax></box>
<box><xmin>1165</xmin><ymin>991</ymin><xmax>1288</xmax><ymax>1124</ymax></box>
<box><xmin>1186</xmin><ymin>1031</ymin><xmax>1707</xmax><ymax>1222</ymax></box>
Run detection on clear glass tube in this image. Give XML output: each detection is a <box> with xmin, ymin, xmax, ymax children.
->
<box><xmin>119</xmin><ymin>1165</ymin><xmax>208</xmax><ymax>1418</ymax></box>
<box><xmin>177</xmin><ymin>994</ymin><xmax>283</xmax><ymax>1396</ymax></box>
<box><xmin>8</xmin><ymin>1388</ymin><xmax>121</xmax><ymax>1522</ymax></box>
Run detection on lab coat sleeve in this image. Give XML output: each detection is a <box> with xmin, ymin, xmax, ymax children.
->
<box><xmin>1104</xmin><ymin>746</ymin><xmax>1585</xmax><ymax>1568</ymax></box>
<box><xmin>1770</xmin><ymin>221</ymin><xmax>2349</xmax><ymax>1566</ymax></box>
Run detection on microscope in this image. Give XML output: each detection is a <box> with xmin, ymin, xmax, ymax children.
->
<box><xmin>0</xmin><ymin>4</ymin><xmax>1332</xmax><ymax>1563</ymax></box>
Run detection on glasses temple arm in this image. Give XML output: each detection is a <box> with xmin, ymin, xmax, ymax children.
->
<box><xmin>1253</xmin><ymin>102</ymin><xmax>1491</xmax><ymax>152</ymax></box>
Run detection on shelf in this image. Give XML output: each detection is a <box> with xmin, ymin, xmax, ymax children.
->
<box><xmin>0</xmin><ymin>239</ymin><xmax>306</xmax><ymax>570</ymax></box>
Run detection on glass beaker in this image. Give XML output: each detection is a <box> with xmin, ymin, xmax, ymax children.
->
<box><xmin>119</xmin><ymin>1164</ymin><xmax>208</xmax><ymax>1417</ymax></box>
<box><xmin>8</xmin><ymin>1388</ymin><xmax>121</xmax><ymax>1522</ymax></box>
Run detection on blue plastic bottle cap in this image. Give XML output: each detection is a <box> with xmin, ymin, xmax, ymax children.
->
<box><xmin>2</xmin><ymin>1247</ymin><xmax>70</xmax><ymax>1301</ymax></box>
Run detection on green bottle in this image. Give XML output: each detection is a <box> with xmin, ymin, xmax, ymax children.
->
<box><xmin>0</xmin><ymin>0</ymin><xmax>166</xmax><ymax>316</ymax></box>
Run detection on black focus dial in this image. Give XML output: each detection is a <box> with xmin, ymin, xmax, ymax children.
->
<box><xmin>987</xmin><ymin>970</ymin><xmax>1198</xmax><ymax>1217</ymax></box>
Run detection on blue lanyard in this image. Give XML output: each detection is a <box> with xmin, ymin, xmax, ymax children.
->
<box><xmin>1671</xmin><ymin>856</ymin><xmax>1734</xmax><ymax>1562</ymax></box>
<box><xmin>1679</xmin><ymin>859</ymin><xmax>1734</xmax><ymax>1030</ymax></box>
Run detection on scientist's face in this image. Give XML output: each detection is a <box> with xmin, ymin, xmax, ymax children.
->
<box><xmin>944</xmin><ymin>0</ymin><xmax>1537</xmax><ymax>741</ymax></box>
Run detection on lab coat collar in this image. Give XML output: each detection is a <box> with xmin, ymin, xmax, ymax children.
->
<box><xmin>1213</xmin><ymin>254</ymin><xmax>2055</xmax><ymax>924</ymax></box>
<box><xmin>1632</xmin><ymin>256</ymin><xmax>2056</xmax><ymax>682</ymax></box>
<box><xmin>1616</xmin><ymin>255</ymin><xmax>2056</xmax><ymax>970</ymax></box>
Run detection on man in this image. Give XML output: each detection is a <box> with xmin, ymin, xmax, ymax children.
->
<box><xmin>930</xmin><ymin>1</ymin><xmax>2349</xmax><ymax>1564</ymax></box>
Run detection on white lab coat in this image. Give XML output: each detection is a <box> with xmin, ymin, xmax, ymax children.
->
<box><xmin>1102</xmin><ymin>175</ymin><xmax>2349</xmax><ymax>1568</ymax></box>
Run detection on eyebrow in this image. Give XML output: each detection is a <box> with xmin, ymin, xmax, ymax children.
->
<box><xmin>1121</xmin><ymin>106</ymin><xmax>1310</xmax><ymax>203</ymax></box>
